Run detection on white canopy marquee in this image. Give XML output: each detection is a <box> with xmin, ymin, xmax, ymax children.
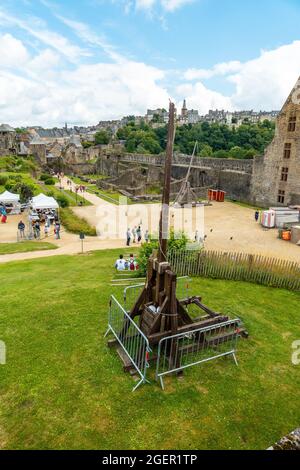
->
<box><xmin>0</xmin><ymin>190</ymin><xmax>20</xmax><ymax>203</ymax></box>
<box><xmin>31</xmin><ymin>194</ymin><xmax>59</xmax><ymax>210</ymax></box>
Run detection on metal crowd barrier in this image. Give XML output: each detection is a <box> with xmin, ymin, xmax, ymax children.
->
<box><xmin>156</xmin><ymin>319</ymin><xmax>241</xmax><ymax>390</ymax></box>
<box><xmin>16</xmin><ymin>229</ymin><xmax>34</xmax><ymax>242</ymax></box>
<box><xmin>105</xmin><ymin>295</ymin><xmax>151</xmax><ymax>392</ymax></box>
<box><xmin>123</xmin><ymin>276</ymin><xmax>192</xmax><ymax>313</ymax></box>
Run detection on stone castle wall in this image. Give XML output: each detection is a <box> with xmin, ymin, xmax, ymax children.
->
<box><xmin>251</xmin><ymin>82</ymin><xmax>300</xmax><ymax>207</ymax></box>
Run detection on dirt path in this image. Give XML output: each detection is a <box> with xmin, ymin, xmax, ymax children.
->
<box><xmin>0</xmin><ymin>178</ymin><xmax>299</xmax><ymax>264</ymax></box>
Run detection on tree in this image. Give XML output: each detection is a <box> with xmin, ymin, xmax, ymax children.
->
<box><xmin>94</xmin><ymin>130</ymin><xmax>110</xmax><ymax>145</ymax></box>
<box><xmin>115</xmin><ymin>119</ymin><xmax>275</xmax><ymax>159</ymax></box>
<box><xmin>199</xmin><ymin>144</ymin><xmax>213</xmax><ymax>158</ymax></box>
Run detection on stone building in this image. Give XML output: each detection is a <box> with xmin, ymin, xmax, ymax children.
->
<box><xmin>251</xmin><ymin>78</ymin><xmax>300</xmax><ymax>207</ymax></box>
<box><xmin>178</xmin><ymin>100</ymin><xmax>200</xmax><ymax>125</ymax></box>
<box><xmin>29</xmin><ymin>136</ymin><xmax>47</xmax><ymax>164</ymax></box>
<box><xmin>0</xmin><ymin>124</ymin><xmax>17</xmax><ymax>155</ymax></box>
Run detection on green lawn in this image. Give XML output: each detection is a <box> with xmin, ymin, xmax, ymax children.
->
<box><xmin>0</xmin><ymin>241</ymin><xmax>57</xmax><ymax>255</ymax></box>
<box><xmin>0</xmin><ymin>249</ymin><xmax>299</xmax><ymax>450</ymax></box>
<box><xmin>70</xmin><ymin>175</ymin><xmax>134</xmax><ymax>205</ymax></box>
<box><xmin>60</xmin><ymin>208</ymin><xmax>97</xmax><ymax>236</ymax></box>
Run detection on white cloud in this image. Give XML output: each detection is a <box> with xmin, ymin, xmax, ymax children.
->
<box><xmin>230</xmin><ymin>41</ymin><xmax>300</xmax><ymax>110</ymax></box>
<box><xmin>181</xmin><ymin>41</ymin><xmax>300</xmax><ymax>113</ymax></box>
<box><xmin>127</xmin><ymin>0</ymin><xmax>194</xmax><ymax>12</ymax></box>
<box><xmin>176</xmin><ymin>82</ymin><xmax>233</xmax><ymax>114</ymax></box>
<box><xmin>184</xmin><ymin>61</ymin><xmax>242</xmax><ymax>80</ymax></box>
<box><xmin>1</xmin><ymin>4</ymin><xmax>300</xmax><ymax>127</ymax></box>
<box><xmin>0</xmin><ymin>33</ymin><xmax>29</xmax><ymax>67</ymax></box>
<box><xmin>0</xmin><ymin>9</ymin><xmax>90</xmax><ymax>63</ymax></box>
<box><xmin>161</xmin><ymin>0</ymin><xmax>194</xmax><ymax>12</ymax></box>
<box><xmin>0</xmin><ymin>30</ymin><xmax>169</xmax><ymax>127</ymax></box>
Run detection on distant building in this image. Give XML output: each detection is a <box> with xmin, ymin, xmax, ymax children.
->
<box><xmin>145</xmin><ymin>109</ymin><xmax>169</xmax><ymax>124</ymax></box>
<box><xmin>0</xmin><ymin>124</ymin><xmax>17</xmax><ymax>155</ymax></box>
<box><xmin>178</xmin><ymin>100</ymin><xmax>200</xmax><ymax>125</ymax></box>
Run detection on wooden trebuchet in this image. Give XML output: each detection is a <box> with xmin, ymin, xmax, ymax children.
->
<box><xmin>127</xmin><ymin>102</ymin><xmax>247</xmax><ymax>348</ymax></box>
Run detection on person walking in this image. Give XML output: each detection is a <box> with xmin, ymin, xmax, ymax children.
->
<box><xmin>144</xmin><ymin>230</ymin><xmax>149</xmax><ymax>243</ymax></box>
<box><xmin>44</xmin><ymin>224</ymin><xmax>49</xmax><ymax>237</ymax></box>
<box><xmin>132</xmin><ymin>226</ymin><xmax>137</xmax><ymax>244</ymax></box>
<box><xmin>55</xmin><ymin>221</ymin><xmax>61</xmax><ymax>240</ymax></box>
<box><xmin>126</xmin><ymin>228</ymin><xmax>131</xmax><ymax>246</ymax></box>
<box><xmin>137</xmin><ymin>226</ymin><xmax>142</xmax><ymax>243</ymax></box>
<box><xmin>255</xmin><ymin>210</ymin><xmax>260</xmax><ymax>222</ymax></box>
<box><xmin>18</xmin><ymin>220</ymin><xmax>25</xmax><ymax>239</ymax></box>
<box><xmin>34</xmin><ymin>221</ymin><xmax>41</xmax><ymax>240</ymax></box>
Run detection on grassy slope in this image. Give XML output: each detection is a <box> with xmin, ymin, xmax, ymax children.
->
<box><xmin>60</xmin><ymin>208</ymin><xmax>97</xmax><ymax>236</ymax></box>
<box><xmin>0</xmin><ymin>170</ymin><xmax>90</xmax><ymax>208</ymax></box>
<box><xmin>0</xmin><ymin>242</ymin><xmax>57</xmax><ymax>255</ymax></box>
<box><xmin>0</xmin><ymin>249</ymin><xmax>299</xmax><ymax>450</ymax></box>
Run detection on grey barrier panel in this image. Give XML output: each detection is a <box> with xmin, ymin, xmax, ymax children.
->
<box><xmin>156</xmin><ymin>319</ymin><xmax>241</xmax><ymax>390</ymax></box>
<box><xmin>105</xmin><ymin>295</ymin><xmax>151</xmax><ymax>392</ymax></box>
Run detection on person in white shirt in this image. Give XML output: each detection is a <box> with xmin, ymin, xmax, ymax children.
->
<box><xmin>115</xmin><ymin>255</ymin><xmax>126</xmax><ymax>271</ymax></box>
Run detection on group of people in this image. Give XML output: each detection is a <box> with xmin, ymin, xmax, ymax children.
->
<box><xmin>126</xmin><ymin>226</ymin><xmax>149</xmax><ymax>246</ymax></box>
<box><xmin>18</xmin><ymin>218</ymin><xmax>61</xmax><ymax>240</ymax></box>
<box><xmin>115</xmin><ymin>254</ymin><xmax>139</xmax><ymax>271</ymax></box>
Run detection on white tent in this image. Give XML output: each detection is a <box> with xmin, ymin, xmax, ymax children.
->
<box><xmin>0</xmin><ymin>190</ymin><xmax>20</xmax><ymax>203</ymax></box>
<box><xmin>0</xmin><ymin>190</ymin><xmax>21</xmax><ymax>215</ymax></box>
<box><xmin>31</xmin><ymin>193</ymin><xmax>59</xmax><ymax>210</ymax></box>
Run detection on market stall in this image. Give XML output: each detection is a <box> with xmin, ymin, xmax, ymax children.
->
<box><xmin>30</xmin><ymin>194</ymin><xmax>59</xmax><ymax>223</ymax></box>
<box><xmin>0</xmin><ymin>190</ymin><xmax>21</xmax><ymax>215</ymax></box>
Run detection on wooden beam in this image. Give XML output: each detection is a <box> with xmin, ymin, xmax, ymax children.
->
<box><xmin>158</xmin><ymin>102</ymin><xmax>176</xmax><ymax>263</ymax></box>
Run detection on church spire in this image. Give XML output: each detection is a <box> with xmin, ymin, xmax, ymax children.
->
<box><xmin>181</xmin><ymin>99</ymin><xmax>187</xmax><ymax>117</ymax></box>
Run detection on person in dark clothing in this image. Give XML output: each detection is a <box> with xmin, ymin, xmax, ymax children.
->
<box><xmin>255</xmin><ymin>210</ymin><xmax>260</xmax><ymax>222</ymax></box>
<box><xmin>18</xmin><ymin>221</ymin><xmax>25</xmax><ymax>239</ymax></box>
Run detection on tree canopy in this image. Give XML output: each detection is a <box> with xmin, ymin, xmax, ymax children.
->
<box><xmin>116</xmin><ymin>120</ymin><xmax>275</xmax><ymax>159</ymax></box>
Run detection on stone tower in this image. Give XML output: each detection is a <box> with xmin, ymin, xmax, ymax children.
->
<box><xmin>181</xmin><ymin>99</ymin><xmax>188</xmax><ymax>118</ymax></box>
<box><xmin>251</xmin><ymin>77</ymin><xmax>300</xmax><ymax>207</ymax></box>
<box><xmin>0</xmin><ymin>124</ymin><xmax>17</xmax><ymax>156</ymax></box>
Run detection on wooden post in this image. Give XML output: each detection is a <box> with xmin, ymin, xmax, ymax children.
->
<box><xmin>158</xmin><ymin>102</ymin><xmax>176</xmax><ymax>263</ymax></box>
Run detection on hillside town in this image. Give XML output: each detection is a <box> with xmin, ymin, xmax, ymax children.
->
<box><xmin>3</xmin><ymin>101</ymin><xmax>279</xmax><ymax>149</ymax></box>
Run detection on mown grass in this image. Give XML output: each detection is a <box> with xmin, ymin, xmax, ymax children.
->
<box><xmin>60</xmin><ymin>208</ymin><xmax>97</xmax><ymax>236</ymax></box>
<box><xmin>0</xmin><ymin>249</ymin><xmax>299</xmax><ymax>450</ymax></box>
<box><xmin>0</xmin><ymin>241</ymin><xmax>57</xmax><ymax>255</ymax></box>
<box><xmin>70</xmin><ymin>175</ymin><xmax>134</xmax><ymax>205</ymax></box>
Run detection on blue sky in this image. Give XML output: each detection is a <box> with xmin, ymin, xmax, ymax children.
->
<box><xmin>1</xmin><ymin>0</ymin><xmax>300</xmax><ymax>126</ymax></box>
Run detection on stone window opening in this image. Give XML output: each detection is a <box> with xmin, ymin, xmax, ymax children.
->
<box><xmin>281</xmin><ymin>167</ymin><xmax>289</xmax><ymax>182</ymax></box>
<box><xmin>278</xmin><ymin>189</ymin><xmax>285</xmax><ymax>204</ymax></box>
<box><xmin>288</xmin><ymin>114</ymin><xmax>297</xmax><ymax>132</ymax></box>
<box><xmin>283</xmin><ymin>143</ymin><xmax>292</xmax><ymax>159</ymax></box>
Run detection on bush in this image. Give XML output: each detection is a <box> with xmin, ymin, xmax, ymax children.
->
<box><xmin>44</xmin><ymin>178</ymin><xmax>55</xmax><ymax>186</ymax></box>
<box><xmin>56</xmin><ymin>194</ymin><xmax>70</xmax><ymax>208</ymax></box>
<box><xmin>40</xmin><ymin>173</ymin><xmax>52</xmax><ymax>182</ymax></box>
<box><xmin>60</xmin><ymin>208</ymin><xmax>96</xmax><ymax>236</ymax></box>
<box><xmin>8</xmin><ymin>174</ymin><xmax>22</xmax><ymax>183</ymax></box>
<box><xmin>0</xmin><ymin>175</ymin><xmax>8</xmax><ymax>186</ymax></box>
<box><xmin>137</xmin><ymin>230</ymin><xmax>189</xmax><ymax>275</ymax></box>
<box><xmin>4</xmin><ymin>183</ymin><xmax>13</xmax><ymax>191</ymax></box>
